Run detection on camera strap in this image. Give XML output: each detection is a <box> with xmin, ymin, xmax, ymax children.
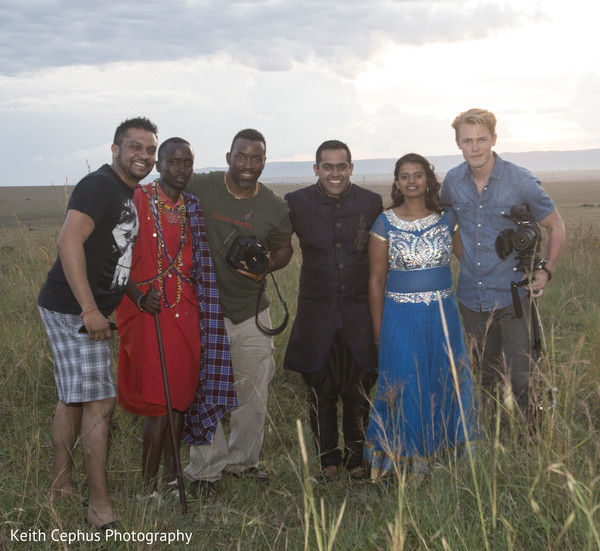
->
<box><xmin>255</xmin><ymin>273</ymin><xmax>289</xmax><ymax>337</ymax></box>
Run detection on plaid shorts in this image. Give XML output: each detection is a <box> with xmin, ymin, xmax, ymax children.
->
<box><xmin>38</xmin><ymin>306</ymin><xmax>116</xmax><ymax>403</ymax></box>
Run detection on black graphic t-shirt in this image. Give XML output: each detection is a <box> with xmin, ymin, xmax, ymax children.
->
<box><xmin>38</xmin><ymin>164</ymin><xmax>139</xmax><ymax>316</ymax></box>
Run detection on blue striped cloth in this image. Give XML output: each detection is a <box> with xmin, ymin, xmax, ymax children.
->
<box><xmin>182</xmin><ymin>192</ymin><xmax>238</xmax><ymax>445</ymax></box>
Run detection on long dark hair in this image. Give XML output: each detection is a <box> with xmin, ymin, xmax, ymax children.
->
<box><xmin>389</xmin><ymin>153</ymin><xmax>442</xmax><ymax>213</ymax></box>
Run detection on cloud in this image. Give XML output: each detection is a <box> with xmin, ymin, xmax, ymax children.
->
<box><xmin>0</xmin><ymin>0</ymin><xmax>543</xmax><ymax>76</ymax></box>
<box><xmin>3</xmin><ymin>1</ymin><xmax>595</xmax><ymax>188</ymax></box>
<box><xmin>0</xmin><ymin>60</ymin><xmax>368</xmax><ymax>185</ymax></box>
<box><xmin>569</xmin><ymin>72</ymin><xmax>600</xmax><ymax>146</ymax></box>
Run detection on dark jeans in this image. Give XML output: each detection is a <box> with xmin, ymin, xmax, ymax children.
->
<box><xmin>459</xmin><ymin>296</ymin><xmax>538</xmax><ymax>416</ymax></box>
<box><xmin>302</xmin><ymin>330</ymin><xmax>377</xmax><ymax>470</ymax></box>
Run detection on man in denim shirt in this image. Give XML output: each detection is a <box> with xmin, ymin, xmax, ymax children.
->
<box><xmin>441</xmin><ymin>108</ymin><xmax>565</xmax><ymax>421</ymax></box>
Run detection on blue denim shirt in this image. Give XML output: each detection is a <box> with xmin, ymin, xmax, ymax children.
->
<box><xmin>441</xmin><ymin>154</ymin><xmax>555</xmax><ymax>311</ymax></box>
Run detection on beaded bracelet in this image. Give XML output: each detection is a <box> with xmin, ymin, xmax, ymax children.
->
<box><xmin>535</xmin><ymin>259</ymin><xmax>553</xmax><ymax>281</ymax></box>
<box><xmin>540</xmin><ymin>264</ymin><xmax>552</xmax><ymax>281</ymax></box>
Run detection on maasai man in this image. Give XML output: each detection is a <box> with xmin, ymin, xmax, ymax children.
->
<box><xmin>116</xmin><ymin>137</ymin><xmax>237</xmax><ymax>493</ymax></box>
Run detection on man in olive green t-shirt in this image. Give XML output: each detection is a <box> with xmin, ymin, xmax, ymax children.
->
<box><xmin>183</xmin><ymin>129</ymin><xmax>293</xmax><ymax>499</ymax></box>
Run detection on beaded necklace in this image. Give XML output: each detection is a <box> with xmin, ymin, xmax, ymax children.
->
<box><xmin>138</xmin><ymin>182</ymin><xmax>190</xmax><ymax>315</ymax></box>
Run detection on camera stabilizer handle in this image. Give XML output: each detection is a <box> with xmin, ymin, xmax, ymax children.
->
<box><xmin>511</xmin><ymin>280</ymin><xmax>526</xmax><ymax>318</ymax></box>
<box><xmin>511</xmin><ymin>280</ymin><xmax>542</xmax><ymax>355</ymax></box>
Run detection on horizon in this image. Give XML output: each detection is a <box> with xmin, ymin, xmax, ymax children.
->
<box><xmin>3</xmin><ymin>147</ymin><xmax>600</xmax><ymax>188</ymax></box>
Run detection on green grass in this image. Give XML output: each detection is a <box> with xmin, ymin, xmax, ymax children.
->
<box><xmin>1</xmin><ymin>182</ymin><xmax>599</xmax><ymax>550</ymax></box>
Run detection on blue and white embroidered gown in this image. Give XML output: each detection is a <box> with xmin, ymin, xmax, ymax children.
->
<box><xmin>364</xmin><ymin>210</ymin><xmax>478</xmax><ymax>478</ymax></box>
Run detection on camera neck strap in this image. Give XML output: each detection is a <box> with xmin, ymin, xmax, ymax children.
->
<box><xmin>255</xmin><ymin>273</ymin><xmax>289</xmax><ymax>337</ymax></box>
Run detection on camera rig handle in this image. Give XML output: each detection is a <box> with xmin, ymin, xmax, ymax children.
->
<box><xmin>511</xmin><ymin>280</ymin><xmax>542</xmax><ymax>354</ymax></box>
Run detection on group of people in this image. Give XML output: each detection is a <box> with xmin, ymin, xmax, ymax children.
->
<box><xmin>37</xmin><ymin>107</ymin><xmax>565</xmax><ymax>528</ymax></box>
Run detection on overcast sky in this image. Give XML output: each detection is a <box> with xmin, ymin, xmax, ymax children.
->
<box><xmin>1</xmin><ymin>0</ymin><xmax>599</xmax><ymax>187</ymax></box>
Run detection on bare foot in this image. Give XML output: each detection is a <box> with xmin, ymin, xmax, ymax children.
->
<box><xmin>49</xmin><ymin>487</ymin><xmax>77</xmax><ymax>504</ymax></box>
<box><xmin>86</xmin><ymin>504</ymin><xmax>121</xmax><ymax>528</ymax></box>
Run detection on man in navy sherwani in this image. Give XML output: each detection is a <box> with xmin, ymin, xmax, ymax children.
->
<box><xmin>284</xmin><ymin>140</ymin><xmax>382</xmax><ymax>482</ymax></box>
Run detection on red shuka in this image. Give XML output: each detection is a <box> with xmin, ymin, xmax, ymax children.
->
<box><xmin>117</xmin><ymin>184</ymin><xmax>201</xmax><ymax>416</ymax></box>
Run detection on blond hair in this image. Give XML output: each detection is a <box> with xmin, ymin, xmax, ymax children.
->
<box><xmin>451</xmin><ymin>108</ymin><xmax>497</xmax><ymax>140</ymax></box>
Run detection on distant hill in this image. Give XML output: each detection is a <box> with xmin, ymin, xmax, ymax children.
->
<box><xmin>195</xmin><ymin>148</ymin><xmax>600</xmax><ymax>181</ymax></box>
<box><xmin>494</xmin><ymin>149</ymin><xmax>600</xmax><ymax>171</ymax></box>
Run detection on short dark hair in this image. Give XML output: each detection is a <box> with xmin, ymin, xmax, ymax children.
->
<box><xmin>390</xmin><ymin>153</ymin><xmax>442</xmax><ymax>213</ymax></box>
<box><xmin>157</xmin><ymin>137</ymin><xmax>191</xmax><ymax>161</ymax></box>
<box><xmin>113</xmin><ymin>117</ymin><xmax>158</xmax><ymax>146</ymax></box>
<box><xmin>230</xmin><ymin>129</ymin><xmax>266</xmax><ymax>153</ymax></box>
<box><xmin>315</xmin><ymin>140</ymin><xmax>352</xmax><ymax>166</ymax></box>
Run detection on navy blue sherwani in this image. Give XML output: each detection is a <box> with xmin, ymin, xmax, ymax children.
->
<box><xmin>284</xmin><ymin>182</ymin><xmax>382</xmax><ymax>470</ymax></box>
<box><xmin>284</xmin><ymin>182</ymin><xmax>381</xmax><ymax>374</ymax></box>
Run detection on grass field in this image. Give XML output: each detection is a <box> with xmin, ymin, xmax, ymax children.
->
<box><xmin>0</xmin><ymin>175</ymin><xmax>599</xmax><ymax>550</ymax></box>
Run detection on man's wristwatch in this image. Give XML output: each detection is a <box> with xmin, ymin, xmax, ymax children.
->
<box><xmin>535</xmin><ymin>259</ymin><xmax>552</xmax><ymax>281</ymax></box>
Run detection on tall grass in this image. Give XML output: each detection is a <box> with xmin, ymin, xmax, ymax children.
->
<box><xmin>1</xmin><ymin>201</ymin><xmax>599</xmax><ymax>550</ymax></box>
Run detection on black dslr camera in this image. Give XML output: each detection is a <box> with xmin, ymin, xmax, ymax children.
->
<box><xmin>494</xmin><ymin>203</ymin><xmax>542</xmax><ymax>272</ymax></box>
<box><xmin>225</xmin><ymin>235</ymin><xmax>270</xmax><ymax>275</ymax></box>
<box><xmin>225</xmin><ymin>234</ymin><xmax>289</xmax><ymax>337</ymax></box>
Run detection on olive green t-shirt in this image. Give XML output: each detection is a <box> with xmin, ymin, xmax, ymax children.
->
<box><xmin>186</xmin><ymin>171</ymin><xmax>292</xmax><ymax>324</ymax></box>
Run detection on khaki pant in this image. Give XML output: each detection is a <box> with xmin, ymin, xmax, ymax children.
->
<box><xmin>184</xmin><ymin>309</ymin><xmax>275</xmax><ymax>482</ymax></box>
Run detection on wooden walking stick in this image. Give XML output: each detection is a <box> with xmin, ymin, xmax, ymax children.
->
<box><xmin>153</xmin><ymin>306</ymin><xmax>188</xmax><ymax>514</ymax></box>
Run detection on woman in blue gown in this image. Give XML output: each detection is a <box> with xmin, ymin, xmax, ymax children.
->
<box><xmin>364</xmin><ymin>153</ymin><xmax>478</xmax><ymax>479</ymax></box>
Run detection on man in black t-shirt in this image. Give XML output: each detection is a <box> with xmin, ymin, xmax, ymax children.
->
<box><xmin>38</xmin><ymin>117</ymin><xmax>158</xmax><ymax>529</ymax></box>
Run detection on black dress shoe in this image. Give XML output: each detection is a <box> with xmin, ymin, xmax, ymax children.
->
<box><xmin>311</xmin><ymin>465</ymin><xmax>338</xmax><ymax>484</ymax></box>
<box><xmin>229</xmin><ymin>467</ymin><xmax>269</xmax><ymax>482</ymax></box>
<box><xmin>189</xmin><ymin>480</ymin><xmax>216</xmax><ymax>501</ymax></box>
<box><xmin>349</xmin><ymin>465</ymin><xmax>367</xmax><ymax>480</ymax></box>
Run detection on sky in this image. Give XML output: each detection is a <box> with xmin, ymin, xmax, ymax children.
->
<box><xmin>1</xmin><ymin>0</ymin><xmax>599</xmax><ymax>187</ymax></box>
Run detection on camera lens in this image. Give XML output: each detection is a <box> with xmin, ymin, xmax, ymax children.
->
<box><xmin>512</xmin><ymin>227</ymin><xmax>538</xmax><ymax>252</ymax></box>
<box><xmin>244</xmin><ymin>251</ymin><xmax>269</xmax><ymax>274</ymax></box>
